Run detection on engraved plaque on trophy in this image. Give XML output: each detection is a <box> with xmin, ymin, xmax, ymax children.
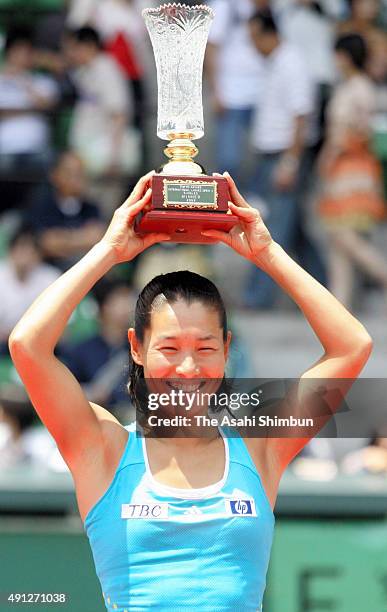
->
<box><xmin>135</xmin><ymin>2</ymin><xmax>238</xmax><ymax>243</ymax></box>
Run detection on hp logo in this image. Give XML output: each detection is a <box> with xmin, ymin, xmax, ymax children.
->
<box><xmin>228</xmin><ymin>499</ymin><xmax>256</xmax><ymax>516</ymax></box>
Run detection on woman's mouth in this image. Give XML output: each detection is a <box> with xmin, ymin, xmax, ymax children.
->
<box><xmin>166</xmin><ymin>380</ymin><xmax>206</xmax><ymax>393</ymax></box>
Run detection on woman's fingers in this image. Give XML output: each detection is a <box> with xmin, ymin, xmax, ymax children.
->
<box><xmin>127</xmin><ymin>188</ymin><xmax>152</xmax><ymax>221</ymax></box>
<box><xmin>223</xmin><ymin>172</ymin><xmax>250</xmax><ymax>208</ymax></box>
<box><xmin>142</xmin><ymin>232</ymin><xmax>171</xmax><ymax>249</ymax></box>
<box><xmin>201</xmin><ymin>229</ymin><xmax>230</xmax><ymax>245</ymax></box>
<box><xmin>124</xmin><ymin>170</ymin><xmax>155</xmax><ymax>206</ymax></box>
<box><xmin>228</xmin><ymin>201</ymin><xmax>258</xmax><ymax>222</ymax></box>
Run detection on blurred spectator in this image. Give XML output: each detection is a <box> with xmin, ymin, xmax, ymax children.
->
<box><xmin>280</xmin><ymin>0</ymin><xmax>336</xmax><ymax>147</ymax></box>
<box><xmin>317</xmin><ymin>33</ymin><xmax>387</xmax><ymax>309</ymax></box>
<box><xmin>0</xmin><ymin>25</ymin><xmax>58</xmax><ymax>213</ymax></box>
<box><xmin>244</xmin><ymin>8</ymin><xmax>319</xmax><ymax>308</ymax></box>
<box><xmin>0</xmin><ymin>384</ymin><xmax>67</xmax><ymax>471</ymax></box>
<box><xmin>67</xmin><ymin>0</ymin><xmax>153</xmax><ymax>29</ymax></box>
<box><xmin>25</xmin><ymin>151</ymin><xmax>106</xmax><ymax>271</ymax></box>
<box><xmin>67</xmin><ymin>0</ymin><xmax>99</xmax><ymax>26</ymax></box>
<box><xmin>0</xmin><ymin>385</ymin><xmax>36</xmax><ymax>468</ymax></box>
<box><xmin>338</xmin><ymin>0</ymin><xmax>387</xmax><ymax>81</ymax></box>
<box><xmin>0</xmin><ymin>225</ymin><xmax>60</xmax><ymax>355</ymax></box>
<box><xmin>318</xmin><ymin>0</ymin><xmax>349</xmax><ymax>19</ymax></box>
<box><xmin>342</xmin><ymin>426</ymin><xmax>387</xmax><ymax>474</ymax></box>
<box><xmin>64</xmin><ymin>26</ymin><xmax>139</xmax><ymax>215</ymax></box>
<box><xmin>89</xmin><ymin>0</ymin><xmax>149</xmax><ymax>131</ymax></box>
<box><xmin>373</xmin><ymin>80</ymin><xmax>387</xmax><ymax>203</ymax></box>
<box><xmin>206</xmin><ymin>0</ymin><xmax>265</xmax><ymax>184</ymax></box>
<box><xmin>62</xmin><ymin>279</ymin><xmax>135</xmax><ymax>416</ymax></box>
<box><xmin>33</xmin><ymin>1</ymin><xmax>79</xmax><ymax>127</ymax></box>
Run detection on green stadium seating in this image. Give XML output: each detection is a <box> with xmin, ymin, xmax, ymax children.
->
<box><xmin>0</xmin><ymin>0</ymin><xmax>64</xmax><ymax>11</ymax></box>
<box><xmin>63</xmin><ymin>296</ymin><xmax>99</xmax><ymax>345</ymax></box>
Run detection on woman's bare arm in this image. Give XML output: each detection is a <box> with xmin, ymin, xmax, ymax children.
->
<box><xmin>203</xmin><ymin>173</ymin><xmax>373</xmax><ymax>473</ymax></box>
<box><xmin>9</xmin><ymin>242</ymin><xmax>118</xmax><ymax>465</ymax></box>
<box><xmin>8</xmin><ymin>173</ymin><xmax>169</xmax><ymax>470</ymax></box>
<box><xmin>254</xmin><ymin>240</ymin><xmax>372</xmax><ymax>471</ymax></box>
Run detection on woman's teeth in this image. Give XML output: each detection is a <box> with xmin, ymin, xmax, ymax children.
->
<box><xmin>167</xmin><ymin>382</ymin><xmax>203</xmax><ymax>392</ymax></box>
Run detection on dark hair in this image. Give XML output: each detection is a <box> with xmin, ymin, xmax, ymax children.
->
<box><xmin>92</xmin><ymin>278</ymin><xmax>133</xmax><ymax>310</ymax></box>
<box><xmin>67</xmin><ymin>26</ymin><xmax>103</xmax><ymax>49</ymax></box>
<box><xmin>8</xmin><ymin>223</ymin><xmax>39</xmax><ymax>251</ymax></box>
<box><xmin>128</xmin><ymin>271</ymin><xmax>228</xmax><ymax>414</ymax></box>
<box><xmin>334</xmin><ymin>33</ymin><xmax>368</xmax><ymax>70</ymax></box>
<box><xmin>5</xmin><ymin>25</ymin><xmax>34</xmax><ymax>54</ymax></box>
<box><xmin>0</xmin><ymin>384</ymin><xmax>35</xmax><ymax>432</ymax></box>
<box><xmin>249</xmin><ymin>8</ymin><xmax>278</xmax><ymax>34</ymax></box>
<box><xmin>50</xmin><ymin>149</ymin><xmax>80</xmax><ymax>171</ymax></box>
<box><xmin>369</xmin><ymin>425</ymin><xmax>387</xmax><ymax>447</ymax></box>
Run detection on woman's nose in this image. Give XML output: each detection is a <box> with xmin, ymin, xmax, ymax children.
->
<box><xmin>175</xmin><ymin>355</ymin><xmax>200</xmax><ymax>377</ymax></box>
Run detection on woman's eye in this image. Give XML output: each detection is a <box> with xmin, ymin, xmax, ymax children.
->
<box><xmin>160</xmin><ymin>347</ymin><xmax>178</xmax><ymax>352</ymax></box>
<box><xmin>198</xmin><ymin>347</ymin><xmax>216</xmax><ymax>352</ymax></box>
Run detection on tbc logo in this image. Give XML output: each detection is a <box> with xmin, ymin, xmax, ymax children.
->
<box><xmin>121</xmin><ymin>503</ymin><xmax>169</xmax><ymax>519</ymax></box>
<box><xmin>227</xmin><ymin>499</ymin><xmax>256</xmax><ymax>516</ymax></box>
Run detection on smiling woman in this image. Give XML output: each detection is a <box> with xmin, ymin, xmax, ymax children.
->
<box><xmin>8</xmin><ymin>171</ymin><xmax>372</xmax><ymax>612</ymax></box>
<box><xmin>126</xmin><ymin>270</ymin><xmax>231</xmax><ymax>427</ymax></box>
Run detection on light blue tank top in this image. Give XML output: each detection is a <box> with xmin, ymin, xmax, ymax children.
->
<box><xmin>84</xmin><ymin>422</ymin><xmax>275</xmax><ymax>611</ymax></box>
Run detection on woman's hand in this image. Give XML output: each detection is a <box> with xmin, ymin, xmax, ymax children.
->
<box><xmin>202</xmin><ymin>172</ymin><xmax>273</xmax><ymax>264</ymax></box>
<box><xmin>99</xmin><ymin>171</ymin><xmax>170</xmax><ymax>263</ymax></box>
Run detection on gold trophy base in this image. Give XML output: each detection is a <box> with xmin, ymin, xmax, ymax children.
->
<box><xmin>135</xmin><ymin>133</ymin><xmax>238</xmax><ymax>243</ymax></box>
<box><xmin>161</xmin><ymin>133</ymin><xmax>203</xmax><ymax>176</ymax></box>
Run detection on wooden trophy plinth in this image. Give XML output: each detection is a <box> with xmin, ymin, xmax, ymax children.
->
<box><xmin>135</xmin><ymin>174</ymin><xmax>238</xmax><ymax>244</ymax></box>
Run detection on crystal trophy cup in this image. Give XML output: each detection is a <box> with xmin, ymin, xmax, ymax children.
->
<box><xmin>135</xmin><ymin>3</ymin><xmax>237</xmax><ymax>243</ymax></box>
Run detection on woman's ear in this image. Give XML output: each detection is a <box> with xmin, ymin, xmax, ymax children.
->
<box><xmin>224</xmin><ymin>330</ymin><xmax>232</xmax><ymax>361</ymax></box>
<box><xmin>127</xmin><ymin>328</ymin><xmax>144</xmax><ymax>366</ymax></box>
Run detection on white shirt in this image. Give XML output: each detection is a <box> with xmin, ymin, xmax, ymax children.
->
<box><xmin>327</xmin><ymin>74</ymin><xmax>377</xmax><ymax>145</ymax></box>
<box><xmin>280</xmin><ymin>5</ymin><xmax>335</xmax><ymax>85</ymax></box>
<box><xmin>69</xmin><ymin>53</ymin><xmax>131</xmax><ymax>152</ymax></box>
<box><xmin>251</xmin><ymin>42</ymin><xmax>314</xmax><ymax>153</ymax></box>
<box><xmin>208</xmin><ymin>0</ymin><xmax>264</xmax><ymax>108</ymax></box>
<box><xmin>91</xmin><ymin>0</ymin><xmax>148</xmax><ymax>49</ymax></box>
<box><xmin>67</xmin><ymin>0</ymin><xmax>152</xmax><ymax>27</ymax></box>
<box><xmin>0</xmin><ymin>72</ymin><xmax>57</xmax><ymax>154</ymax></box>
<box><xmin>0</xmin><ymin>260</ymin><xmax>60</xmax><ymax>336</ymax></box>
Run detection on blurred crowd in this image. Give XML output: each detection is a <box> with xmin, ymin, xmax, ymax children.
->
<box><xmin>0</xmin><ymin>0</ymin><xmax>387</xmax><ymax>475</ymax></box>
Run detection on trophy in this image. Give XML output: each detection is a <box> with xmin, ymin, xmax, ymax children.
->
<box><xmin>135</xmin><ymin>3</ymin><xmax>238</xmax><ymax>243</ymax></box>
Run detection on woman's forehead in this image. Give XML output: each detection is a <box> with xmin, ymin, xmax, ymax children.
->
<box><xmin>148</xmin><ymin>299</ymin><xmax>222</xmax><ymax>337</ymax></box>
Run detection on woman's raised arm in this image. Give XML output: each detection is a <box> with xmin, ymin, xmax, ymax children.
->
<box><xmin>203</xmin><ymin>172</ymin><xmax>373</xmax><ymax>471</ymax></box>
<box><xmin>8</xmin><ymin>172</ymin><xmax>169</xmax><ymax>470</ymax></box>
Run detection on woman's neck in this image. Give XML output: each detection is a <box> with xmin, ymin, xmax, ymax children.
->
<box><xmin>344</xmin><ymin>66</ymin><xmax>363</xmax><ymax>80</ymax></box>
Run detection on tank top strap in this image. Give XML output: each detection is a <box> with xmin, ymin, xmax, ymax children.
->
<box><xmin>219</xmin><ymin>424</ymin><xmax>261</xmax><ymax>477</ymax></box>
<box><xmin>118</xmin><ymin>421</ymin><xmax>145</xmax><ymax>470</ymax></box>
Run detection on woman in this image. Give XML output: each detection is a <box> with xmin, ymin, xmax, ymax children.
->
<box><xmin>337</xmin><ymin>0</ymin><xmax>387</xmax><ymax>81</ymax></box>
<box><xmin>9</xmin><ymin>171</ymin><xmax>372</xmax><ymax>611</ymax></box>
<box><xmin>317</xmin><ymin>33</ymin><xmax>387</xmax><ymax>308</ymax></box>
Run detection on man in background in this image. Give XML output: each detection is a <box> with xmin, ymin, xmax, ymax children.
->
<box><xmin>245</xmin><ymin>8</ymin><xmax>323</xmax><ymax>309</ymax></box>
<box><xmin>62</xmin><ymin>279</ymin><xmax>136</xmax><ymax>417</ymax></box>
<box><xmin>26</xmin><ymin>151</ymin><xmax>105</xmax><ymax>271</ymax></box>
<box><xmin>0</xmin><ymin>26</ymin><xmax>58</xmax><ymax>212</ymax></box>
<box><xmin>64</xmin><ymin>26</ymin><xmax>134</xmax><ymax>215</ymax></box>
<box><xmin>206</xmin><ymin>0</ymin><xmax>266</xmax><ymax>185</ymax></box>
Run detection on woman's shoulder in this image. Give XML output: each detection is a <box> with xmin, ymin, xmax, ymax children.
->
<box><xmin>124</xmin><ymin>421</ymin><xmax>136</xmax><ymax>432</ymax></box>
